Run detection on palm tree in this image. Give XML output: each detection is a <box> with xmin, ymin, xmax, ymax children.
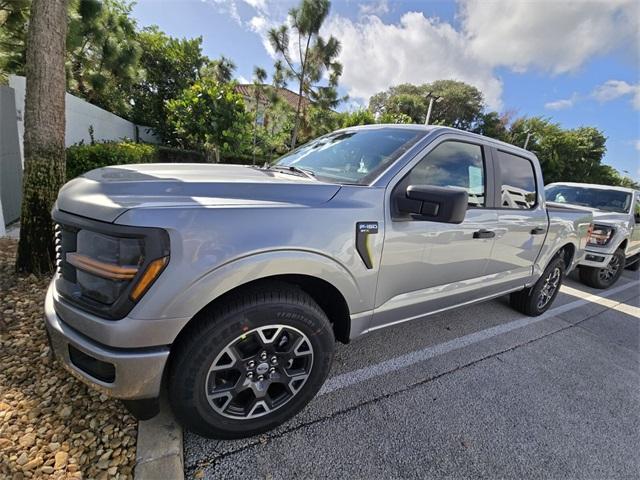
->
<box><xmin>268</xmin><ymin>0</ymin><xmax>342</xmax><ymax>149</ymax></box>
<box><xmin>16</xmin><ymin>0</ymin><xmax>68</xmax><ymax>273</ymax></box>
<box><xmin>252</xmin><ymin>66</ymin><xmax>267</xmax><ymax>164</ymax></box>
<box><xmin>202</xmin><ymin>55</ymin><xmax>236</xmax><ymax>83</ymax></box>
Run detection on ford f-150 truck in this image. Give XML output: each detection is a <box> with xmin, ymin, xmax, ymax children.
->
<box><xmin>545</xmin><ymin>182</ymin><xmax>640</xmax><ymax>288</ymax></box>
<box><xmin>45</xmin><ymin>125</ymin><xmax>593</xmax><ymax>438</ymax></box>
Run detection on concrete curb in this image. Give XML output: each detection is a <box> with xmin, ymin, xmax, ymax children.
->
<box><xmin>134</xmin><ymin>398</ymin><xmax>184</xmax><ymax>479</ymax></box>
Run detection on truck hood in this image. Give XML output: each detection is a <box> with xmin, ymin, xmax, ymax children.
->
<box><xmin>56</xmin><ymin>163</ymin><xmax>341</xmax><ymax>223</ymax></box>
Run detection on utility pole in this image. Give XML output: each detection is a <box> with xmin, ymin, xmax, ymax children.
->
<box><xmin>424</xmin><ymin>92</ymin><xmax>443</xmax><ymax>125</ymax></box>
<box><xmin>523</xmin><ymin>131</ymin><xmax>533</xmax><ymax>150</ymax></box>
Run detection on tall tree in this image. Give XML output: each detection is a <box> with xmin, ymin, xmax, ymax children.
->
<box><xmin>201</xmin><ymin>55</ymin><xmax>236</xmax><ymax>83</ymax></box>
<box><xmin>16</xmin><ymin>0</ymin><xmax>68</xmax><ymax>274</ymax></box>
<box><xmin>369</xmin><ymin>80</ymin><xmax>485</xmax><ymax>129</ymax></box>
<box><xmin>1</xmin><ymin>0</ymin><xmax>143</xmax><ymax>118</ymax></box>
<box><xmin>66</xmin><ymin>0</ymin><xmax>142</xmax><ymax>117</ymax></box>
<box><xmin>130</xmin><ymin>26</ymin><xmax>206</xmax><ymax>141</ymax></box>
<box><xmin>268</xmin><ymin>0</ymin><xmax>342</xmax><ymax>149</ymax></box>
<box><xmin>252</xmin><ymin>66</ymin><xmax>267</xmax><ymax>164</ymax></box>
<box><xmin>0</xmin><ymin>0</ymin><xmax>30</xmax><ymax>79</ymax></box>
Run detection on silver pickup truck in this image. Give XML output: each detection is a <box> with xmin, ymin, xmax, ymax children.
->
<box><xmin>45</xmin><ymin>125</ymin><xmax>592</xmax><ymax>438</ymax></box>
<box><xmin>545</xmin><ymin>182</ymin><xmax>640</xmax><ymax>288</ymax></box>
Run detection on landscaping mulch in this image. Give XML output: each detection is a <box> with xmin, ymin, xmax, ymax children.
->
<box><xmin>0</xmin><ymin>238</ymin><xmax>137</xmax><ymax>479</ymax></box>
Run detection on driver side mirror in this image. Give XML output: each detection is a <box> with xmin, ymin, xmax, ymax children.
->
<box><xmin>396</xmin><ymin>185</ymin><xmax>468</xmax><ymax>223</ymax></box>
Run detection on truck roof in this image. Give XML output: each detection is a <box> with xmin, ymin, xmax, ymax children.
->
<box><xmin>341</xmin><ymin>124</ymin><xmax>535</xmax><ymax>158</ymax></box>
<box><xmin>546</xmin><ymin>182</ymin><xmax>637</xmax><ymax>194</ymax></box>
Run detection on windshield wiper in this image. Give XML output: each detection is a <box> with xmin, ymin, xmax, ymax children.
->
<box><xmin>266</xmin><ymin>164</ymin><xmax>316</xmax><ymax>180</ymax></box>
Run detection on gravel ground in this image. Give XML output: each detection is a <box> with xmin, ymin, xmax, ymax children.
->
<box><xmin>0</xmin><ymin>239</ymin><xmax>137</xmax><ymax>479</ymax></box>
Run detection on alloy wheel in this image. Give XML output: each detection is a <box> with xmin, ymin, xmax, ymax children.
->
<box><xmin>537</xmin><ymin>266</ymin><xmax>561</xmax><ymax>310</ymax></box>
<box><xmin>598</xmin><ymin>255</ymin><xmax>621</xmax><ymax>283</ymax></box>
<box><xmin>205</xmin><ymin>325</ymin><xmax>314</xmax><ymax>419</ymax></box>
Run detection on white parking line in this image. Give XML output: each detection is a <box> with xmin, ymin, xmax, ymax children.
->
<box><xmin>319</xmin><ymin>279</ymin><xmax>640</xmax><ymax>396</ymax></box>
<box><xmin>560</xmin><ymin>284</ymin><xmax>640</xmax><ymax>318</ymax></box>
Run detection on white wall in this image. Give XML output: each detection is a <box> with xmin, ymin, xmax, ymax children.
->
<box><xmin>2</xmin><ymin>76</ymin><xmax>159</xmax><ymax>231</ymax></box>
<box><xmin>9</xmin><ymin>75</ymin><xmax>158</xmax><ymax>155</ymax></box>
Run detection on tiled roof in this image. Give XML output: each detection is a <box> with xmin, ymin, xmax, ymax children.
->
<box><xmin>235</xmin><ymin>84</ymin><xmax>313</xmax><ymax>110</ymax></box>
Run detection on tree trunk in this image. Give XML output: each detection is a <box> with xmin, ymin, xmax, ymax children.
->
<box><xmin>290</xmin><ymin>34</ymin><xmax>312</xmax><ymax>150</ymax></box>
<box><xmin>16</xmin><ymin>0</ymin><xmax>68</xmax><ymax>274</ymax></box>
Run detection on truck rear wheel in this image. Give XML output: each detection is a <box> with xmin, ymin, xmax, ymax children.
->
<box><xmin>167</xmin><ymin>282</ymin><xmax>335</xmax><ymax>439</ymax></box>
<box><xmin>579</xmin><ymin>249</ymin><xmax>625</xmax><ymax>289</ymax></box>
<box><xmin>510</xmin><ymin>256</ymin><xmax>565</xmax><ymax>316</ymax></box>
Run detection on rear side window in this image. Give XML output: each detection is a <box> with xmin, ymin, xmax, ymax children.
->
<box><xmin>406</xmin><ymin>141</ymin><xmax>486</xmax><ymax>207</ymax></box>
<box><xmin>497</xmin><ymin>151</ymin><xmax>537</xmax><ymax>209</ymax></box>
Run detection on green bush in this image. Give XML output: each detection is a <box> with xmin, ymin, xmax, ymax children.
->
<box><xmin>65</xmin><ymin>142</ymin><xmax>206</xmax><ymax>179</ymax></box>
<box><xmin>66</xmin><ymin>142</ymin><xmax>157</xmax><ymax>180</ymax></box>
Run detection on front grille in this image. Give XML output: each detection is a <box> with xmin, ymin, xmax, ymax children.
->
<box><xmin>54</xmin><ymin>222</ymin><xmax>77</xmax><ymax>282</ymax></box>
<box><xmin>54</xmin><ymin>223</ymin><xmax>62</xmax><ymax>274</ymax></box>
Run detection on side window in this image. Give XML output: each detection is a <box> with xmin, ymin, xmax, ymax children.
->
<box><xmin>498</xmin><ymin>151</ymin><xmax>537</xmax><ymax>209</ymax></box>
<box><xmin>406</xmin><ymin>141</ymin><xmax>485</xmax><ymax>207</ymax></box>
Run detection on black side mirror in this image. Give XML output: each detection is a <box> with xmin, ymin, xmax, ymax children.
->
<box><xmin>397</xmin><ymin>185</ymin><xmax>468</xmax><ymax>223</ymax></box>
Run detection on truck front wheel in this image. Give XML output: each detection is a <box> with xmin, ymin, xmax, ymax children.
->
<box><xmin>167</xmin><ymin>282</ymin><xmax>335</xmax><ymax>439</ymax></box>
<box><xmin>510</xmin><ymin>256</ymin><xmax>565</xmax><ymax>316</ymax></box>
<box><xmin>579</xmin><ymin>249</ymin><xmax>625</xmax><ymax>289</ymax></box>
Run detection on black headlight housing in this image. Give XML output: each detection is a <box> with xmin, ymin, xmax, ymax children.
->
<box><xmin>587</xmin><ymin>224</ymin><xmax>615</xmax><ymax>247</ymax></box>
<box><xmin>53</xmin><ymin>209</ymin><xmax>170</xmax><ymax>320</ymax></box>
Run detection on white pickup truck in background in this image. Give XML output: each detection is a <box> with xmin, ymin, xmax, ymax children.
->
<box><xmin>545</xmin><ymin>182</ymin><xmax>640</xmax><ymax>288</ymax></box>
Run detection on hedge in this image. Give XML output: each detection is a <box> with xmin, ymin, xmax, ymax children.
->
<box><xmin>65</xmin><ymin>142</ymin><xmax>206</xmax><ymax>180</ymax></box>
<box><xmin>65</xmin><ymin>142</ymin><xmax>280</xmax><ymax>180</ymax></box>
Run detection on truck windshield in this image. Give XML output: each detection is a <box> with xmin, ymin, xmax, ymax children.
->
<box><xmin>545</xmin><ymin>185</ymin><xmax>632</xmax><ymax>214</ymax></box>
<box><xmin>274</xmin><ymin>128</ymin><xmax>425</xmax><ymax>185</ymax></box>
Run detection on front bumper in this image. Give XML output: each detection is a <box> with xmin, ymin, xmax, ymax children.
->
<box><xmin>44</xmin><ymin>282</ymin><xmax>169</xmax><ymax>400</ymax></box>
<box><xmin>579</xmin><ymin>249</ymin><xmax>614</xmax><ymax>269</ymax></box>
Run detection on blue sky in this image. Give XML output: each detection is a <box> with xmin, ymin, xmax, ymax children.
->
<box><xmin>131</xmin><ymin>0</ymin><xmax>639</xmax><ymax>179</ymax></box>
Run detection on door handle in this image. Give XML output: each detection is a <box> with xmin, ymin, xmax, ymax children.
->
<box><xmin>473</xmin><ymin>229</ymin><xmax>495</xmax><ymax>239</ymax></box>
<box><xmin>531</xmin><ymin>227</ymin><xmax>547</xmax><ymax>235</ymax></box>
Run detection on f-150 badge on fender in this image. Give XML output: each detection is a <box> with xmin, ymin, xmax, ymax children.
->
<box><xmin>356</xmin><ymin>222</ymin><xmax>378</xmax><ymax>269</ymax></box>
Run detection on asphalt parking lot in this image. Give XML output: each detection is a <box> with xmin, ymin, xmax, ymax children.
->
<box><xmin>184</xmin><ymin>269</ymin><xmax>640</xmax><ymax>479</ymax></box>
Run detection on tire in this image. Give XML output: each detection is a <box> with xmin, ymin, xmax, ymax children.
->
<box><xmin>579</xmin><ymin>249</ymin><xmax>625</xmax><ymax>289</ymax></box>
<box><xmin>510</xmin><ymin>256</ymin><xmax>565</xmax><ymax>316</ymax></box>
<box><xmin>168</xmin><ymin>282</ymin><xmax>335</xmax><ymax>439</ymax></box>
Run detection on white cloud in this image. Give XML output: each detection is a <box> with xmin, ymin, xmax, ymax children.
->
<box><xmin>634</xmin><ymin>140</ymin><xmax>640</xmax><ymax>151</ymax></box>
<box><xmin>243</xmin><ymin>0</ymin><xmax>267</xmax><ymax>12</ymax></box>
<box><xmin>202</xmin><ymin>0</ymin><xmax>241</xmax><ymax>24</ymax></box>
<box><xmin>323</xmin><ymin>13</ymin><xmax>504</xmax><ymax>109</ymax></box>
<box><xmin>359</xmin><ymin>0</ymin><xmax>389</xmax><ymax>16</ymax></box>
<box><xmin>234</xmin><ymin>0</ymin><xmax>637</xmax><ymax>111</ymax></box>
<box><xmin>544</xmin><ymin>93</ymin><xmax>578</xmax><ymax>111</ymax></box>
<box><xmin>248</xmin><ymin>15</ymin><xmax>278</xmax><ymax>59</ymax></box>
<box><xmin>237</xmin><ymin>75</ymin><xmax>251</xmax><ymax>84</ymax></box>
<box><xmin>461</xmin><ymin>0</ymin><xmax>639</xmax><ymax>74</ymax></box>
<box><xmin>592</xmin><ymin>80</ymin><xmax>640</xmax><ymax>110</ymax></box>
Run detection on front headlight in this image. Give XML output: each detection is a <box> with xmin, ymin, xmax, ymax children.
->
<box><xmin>66</xmin><ymin>230</ymin><xmax>169</xmax><ymax>305</ymax></box>
<box><xmin>66</xmin><ymin>231</ymin><xmax>145</xmax><ymax>304</ymax></box>
<box><xmin>54</xmin><ymin>210</ymin><xmax>170</xmax><ymax>319</ymax></box>
<box><xmin>587</xmin><ymin>224</ymin><xmax>615</xmax><ymax>246</ymax></box>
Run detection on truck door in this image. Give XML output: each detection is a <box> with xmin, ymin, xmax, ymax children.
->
<box><xmin>487</xmin><ymin>148</ymin><xmax>547</xmax><ymax>288</ymax></box>
<box><xmin>370</xmin><ymin>137</ymin><xmax>499</xmax><ymax>330</ymax></box>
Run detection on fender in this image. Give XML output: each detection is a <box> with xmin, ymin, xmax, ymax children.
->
<box><xmin>152</xmin><ymin>249</ymin><xmax>364</xmax><ymax>321</ymax></box>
